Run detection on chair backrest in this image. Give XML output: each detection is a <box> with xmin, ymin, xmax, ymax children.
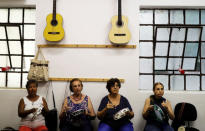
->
<box><xmin>172</xmin><ymin>102</ymin><xmax>197</xmax><ymax>131</ymax></box>
<box><xmin>175</xmin><ymin>102</ymin><xmax>197</xmax><ymax>121</ymax></box>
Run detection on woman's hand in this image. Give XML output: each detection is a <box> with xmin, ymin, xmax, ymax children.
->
<box><xmin>106</xmin><ymin>101</ymin><xmax>115</xmax><ymax>109</ymax></box>
<box><xmin>30</xmin><ymin>108</ymin><xmax>38</xmax><ymax>114</ymax></box>
<box><xmin>162</xmin><ymin>100</ymin><xmax>175</xmax><ymax>120</ymax></box>
<box><xmin>64</xmin><ymin>103</ymin><xmax>72</xmax><ymax>112</ymax></box>
<box><xmin>59</xmin><ymin>98</ymin><xmax>71</xmax><ymax>119</ymax></box>
<box><xmin>142</xmin><ymin>98</ymin><xmax>153</xmax><ymax>119</ymax></box>
<box><xmin>97</xmin><ymin>101</ymin><xmax>113</xmax><ymax>120</ymax></box>
<box><xmin>126</xmin><ymin>110</ymin><xmax>134</xmax><ymax>119</ymax></box>
<box><xmin>161</xmin><ymin>101</ymin><xmax>169</xmax><ymax>110</ymax></box>
<box><xmin>147</xmin><ymin>105</ymin><xmax>154</xmax><ymax>112</ymax></box>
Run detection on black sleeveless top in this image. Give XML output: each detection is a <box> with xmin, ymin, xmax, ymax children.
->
<box><xmin>147</xmin><ymin>95</ymin><xmax>169</xmax><ymax>124</ymax></box>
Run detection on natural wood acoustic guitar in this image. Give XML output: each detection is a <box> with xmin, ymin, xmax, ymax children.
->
<box><xmin>44</xmin><ymin>0</ymin><xmax>64</xmax><ymax>42</ymax></box>
<box><xmin>109</xmin><ymin>0</ymin><xmax>131</xmax><ymax>45</ymax></box>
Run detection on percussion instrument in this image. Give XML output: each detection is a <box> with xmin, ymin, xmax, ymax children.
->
<box><xmin>32</xmin><ymin>107</ymin><xmax>43</xmax><ymax>120</ymax></box>
<box><xmin>113</xmin><ymin>107</ymin><xmax>129</xmax><ymax>120</ymax></box>
<box><xmin>70</xmin><ymin>109</ymin><xmax>85</xmax><ymax>117</ymax></box>
<box><xmin>153</xmin><ymin>104</ymin><xmax>166</xmax><ymax>122</ymax></box>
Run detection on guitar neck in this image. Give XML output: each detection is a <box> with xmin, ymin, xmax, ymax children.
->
<box><xmin>52</xmin><ymin>0</ymin><xmax>57</xmax><ymax>20</ymax></box>
<box><xmin>118</xmin><ymin>0</ymin><xmax>122</xmax><ymax>25</ymax></box>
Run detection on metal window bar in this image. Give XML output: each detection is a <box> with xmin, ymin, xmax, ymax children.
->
<box><xmin>139</xmin><ymin>9</ymin><xmax>205</xmax><ymax>91</ymax></box>
<box><xmin>0</xmin><ymin>24</ymin><xmax>23</xmax><ymax>87</ymax></box>
<box><xmin>0</xmin><ymin>24</ymin><xmax>23</xmax><ymax>68</ymax></box>
<box><xmin>4</xmin><ymin>26</ymin><xmax>13</xmax><ymax>68</ymax></box>
<box><xmin>154</xmin><ymin>26</ymin><xmax>202</xmax><ymax>72</ymax></box>
<box><xmin>0</xmin><ymin>7</ymin><xmax>35</xmax><ymax>88</ymax></box>
<box><xmin>152</xmin><ymin>9</ymin><xmax>156</xmax><ymax>88</ymax></box>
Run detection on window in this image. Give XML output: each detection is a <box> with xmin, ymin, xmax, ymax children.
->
<box><xmin>0</xmin><ymin>7</ymin><xmax>36</xmax><ymax>88</ymax></box>
<box><xmin>139</xmin><ymin>9</ymin><xmax>205</xmax><ymax>91</ymax></box>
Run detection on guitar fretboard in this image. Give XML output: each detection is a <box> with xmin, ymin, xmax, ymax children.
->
<box><xmin>118</xmin><ymin>0</ymin><xmax>122</xmax><ymax>26</ymax></box>
<box><xmin>52</xmin><ymin>0</ymin><xmax>56</xmax><ymax>21</ymax></box>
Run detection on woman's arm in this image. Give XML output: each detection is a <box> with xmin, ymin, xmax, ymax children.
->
<box><xmin>86</xmin><ymin>96</ymin><xmax>96</xmax><ymax>119</ymax></box>
<box><xmin>87</xmin><ymin>97</ymin><xmax>96</xmax><ymax>116</ymax></box>
<box><xmin>18</xmin><ymin>98</ymin><xmax>37</xmax><ymax>118</ymax></box>
<box><xmin>59</xmin><ymin>98</ymin><xmax>70</xmax><ymax>120</ymax></box>
<box><xmin>162</xmin><ymin>100</ymin><xmax>175</xmax><ymax>120</ymax></box>
<box><xmin>142</xmin><ymin>98</ymin><xmax>154</xmax><ymax>119</ymax></box>
<box><xmin>124</xmin><ymin>97</ymin><xmax>134</xmax><ymax>119</ymax></box>
<box><xmin>42</xmin><ymin>97</ymin><xmax>49</xmax><ymax>116</ymax></box>
<box><xmin>97</xmin><ymin>101</ymin><xmax>114</xmax><ymax>120</ymax></box>
<box><xmin>97</xmin><ymin>106</ymin><xmax>108</xmax><ymax>120</ymax></box>
<box><xmin>42</xmin><ymin>97</ymin><xmax>49</xmax><ymax>112</ymax></box>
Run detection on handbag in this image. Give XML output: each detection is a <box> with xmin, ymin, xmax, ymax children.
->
<box><xmin>45</xmin><ymin>82</ymin><xmax>58</xmax><ymax>131</ymax></box>
<box><xmin>27</xmin><ymin>48</ymin><xmax>49</xmax><ymax>82</ymax></box>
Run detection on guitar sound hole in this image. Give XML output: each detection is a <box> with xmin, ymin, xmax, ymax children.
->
<box><xmin>114</xmin><ymin>34</ymin><xmax>126</xmax><ymax>36</ymax></box>
<box><xmin>117</xmin><ymin>21</ymin><xmax>123</xmax><ymax>27</ymax></box>
<box><xmin>51</xmin><ymin>20</ymin><xmax>58</xmax><ymax>26</ymax></box>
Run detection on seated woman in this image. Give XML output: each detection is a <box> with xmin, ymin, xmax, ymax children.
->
<box><xmin>18</xmin><ymin>80</ymin><xmax>49</xmax><ymax>131</ymax></box>
<box><xmin>59</xmin><ymin>78</ymin><xmax>96</xmax><ymax>131</ymax></box>
<box><xmin>97</xmin><ymin>78</ymin><xmax>134</xmax><ymax>131</ymax></box>
<box><xmin>142</xmin><ymin>82</ymin><xmax>175</xmax><ymax>131</ymax></box>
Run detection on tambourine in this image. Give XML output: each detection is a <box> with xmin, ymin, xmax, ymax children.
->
<box><xmin>113</xmin><ymin>107</ymin><xmax>130</xmax><ymax>120</ymax></box>
<box><xmin>153</xmin><ymin>104</ymin><xmax>166</xmax><ymax>122</ymax></box>
<box><xmin>70</xmin><ymin>109</ymin><xmax>85</xmax><ymax>117</ymax></box>
<box><xmin>32</xmin><ymin>107</ymin><xmax>43</xmax><ymax>120</ymax></box>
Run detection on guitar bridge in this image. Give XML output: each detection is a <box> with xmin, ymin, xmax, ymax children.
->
<box><xmin>48</xmin><ymin>32</ymin><xmax>60</xmax><ymax>34</ymax></box>
<box><xmin>114</xmin><ymin>34</ymin><xmax>126</xmax><ymax>36</ymax></box>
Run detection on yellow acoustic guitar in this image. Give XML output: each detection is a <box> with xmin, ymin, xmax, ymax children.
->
<box><xmin>109</xmin><ymin>0</ymin><xmax>131</xmax><ymax>45</ymax></box>
<box><xmin>43</xmin><ymin>0</ymin><xmax>64</xmax><ymax>42</ymax></box>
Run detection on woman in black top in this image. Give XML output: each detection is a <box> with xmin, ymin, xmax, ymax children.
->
<box><xmin>97</xmin><ymin>78</ymin><xmax>134</xmax><ymax>131</ymax></box>
<box><xmin>142</xmin><ymin>82</ymin><xmax>175</xmax><ymax>131</ymax></box>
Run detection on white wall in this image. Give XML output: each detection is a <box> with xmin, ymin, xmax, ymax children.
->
<box><xmin>0</xmin><ymin>0</ymin><xmax>205</xmax><ymax>130</ymax></box>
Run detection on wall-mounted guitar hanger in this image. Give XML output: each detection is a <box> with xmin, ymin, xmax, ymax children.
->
<box><xmin>48</xmin><ymin>77</ymin><xmax>124</xmax><ymax>83</ymax></box>
<box><xmin>37</xmin><ymin>44</ymin><xmax>136</xmax><ymax>48</ymax></box>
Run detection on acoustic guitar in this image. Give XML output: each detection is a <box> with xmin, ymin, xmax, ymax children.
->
<box><xmin>44</xmin><ymin>0</ymin><xmax>64</xmax><ymax>42</ymax></box>
<box><xmin>109</xmin><ymin>0</ymin><xmax>131</xmax><ymax>45</ymax></box>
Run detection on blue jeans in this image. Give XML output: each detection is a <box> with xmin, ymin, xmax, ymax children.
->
<box><xmin>98</xmin><ymin>122</ymin><xmax>133</xmax><ymax>131</ymax></box>
<box><xmin>144</xmin><ymin>122</ymin><xmax>174</xmax><ymax>131</ymax></box>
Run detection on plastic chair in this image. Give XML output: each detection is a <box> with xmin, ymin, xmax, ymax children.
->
<box><xmin>171</xmin><ymin>102</ymin><xmax>199</xmax><ymax>131</ymax></box>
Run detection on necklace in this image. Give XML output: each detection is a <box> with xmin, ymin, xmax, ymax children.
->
<box><xmin>73</xmin><ymin>94</ymin><xmax>82</xmax><ymax>101</ymax></box>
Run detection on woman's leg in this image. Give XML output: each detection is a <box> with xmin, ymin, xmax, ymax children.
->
<box><xmin>98</xmin><ymin>122</ymin><xmax>114</xmax><ymax>131</ymax></box>
<box><xmin>144</xmin><ymin>123</ymin><xmax>161</xmax><ymax>131</ymax></box>
<box><xmin>119</xmin><ymin>122</ymin><xmax>134</xmax><ymax>131</ymax></box>
<box><xmin>19</xmin><ymin>126</ymin><xmax>32</xmax><ymax>131</ymax></box>
<box><xmin>162</xmin><ymin>123</ymin><xmax>174</xmax><ymax>131</ymax></box>
<box><xmin>60</xmin><ymin>125</ymin><xmax>72</xmax><ymax>131</ymax></box>
<box><xmin>81</xmin><ymin>122</ymin><xmax>93</xmax><ymax>131</ymax></box>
